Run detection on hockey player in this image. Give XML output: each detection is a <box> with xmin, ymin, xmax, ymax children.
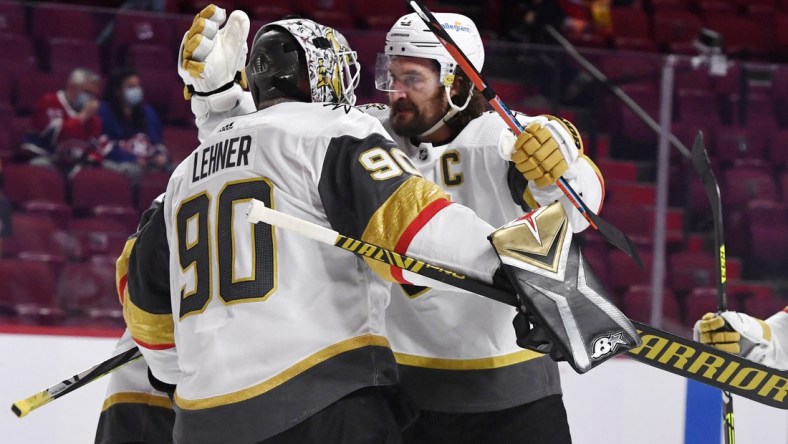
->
<box><xmin>358</xmin><ymin>12</ymin><xmax>605</xmax><ymax>443</ymax></box>
<box><xmin>94</xmin><ymin>7</ymin><xmax>255</xmax><ymax>442</ymax></box>
<box><xmin>95</xmin><ymin>7</ymin><xmax>260</xmax><ymax>442</ymax></box>
<box><xmin>177</xmin><ymin>7</ymin><xmax>605</xmax><ymax>443</ymax></box>
<box><xmin>694</xmin><ymin>308</ymin><xmax>788</xmax><ymax>370</ymax></box>
<box><xmin>124</xmin><ymin>13</ymin><xmax>522</xmax><ymax>444</ymax></box>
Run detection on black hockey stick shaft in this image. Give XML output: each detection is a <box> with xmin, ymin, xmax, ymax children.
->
<box><xmin>11</xmin><ymin>346</ymin><xmax>142</xmax><ymax>418</ymax></box>
<box><xmin>246</xmin><ymin>199</ymin><xmax>788</xmax><ymax>410</ymax></box>
<box><xmin>408</xmin><ymin>0</ymin><xmax>642</xmax><ymax>267</ymax></box>
<box><xmin>691</xmin><ymin>131</ymin><xmax>735</xmax><ymax>443</ymax></box>
<box><xmin>691</xmin><ymin>132</ymin><xmax>728</xmax><ymax>311</ymax></box>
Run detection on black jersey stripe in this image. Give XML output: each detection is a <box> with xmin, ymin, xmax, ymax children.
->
<box><xmin>171</xmin><ymin>343</ymin><xmax>398</xmax><ymax>443</ymax></box>
<box><xmin>318</xmin><ymin>132</ymin><xmax>412</xmax><ymax>240</ymax></box>
<box><xmin>126</xmin><ymin>203</ymin><xmax>175</xmax><ymax>348</ymax></box>
<box><xmin>397</xmin><ymin>356</ymin><xmax>561</xmax><ymax>413</ymax></box>
<box><xmin>507</xmin><ymin>161</ymin><xmax>532</xmax><ymax>212</ymax></box>
<box><xmin>95</xmin><ymin>398</ymin><xmax>175</xmax><ymax>444</ymax></box>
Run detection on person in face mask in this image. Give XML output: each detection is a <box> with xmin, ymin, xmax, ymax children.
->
<box><xmin>98</xmin><ymin>67</ymin><xmax>169</xmax><ymax>181</ymax></box>
<box><xmin>27</xmin><ymin>68</ymin><xmax>103</xmax><ymax>168</ymax></box>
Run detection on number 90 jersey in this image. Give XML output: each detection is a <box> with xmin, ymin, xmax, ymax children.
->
<box><xmin>125</xmin><ymin>101</ymin><xmax>500</xmax><ymax>443</ymax></box>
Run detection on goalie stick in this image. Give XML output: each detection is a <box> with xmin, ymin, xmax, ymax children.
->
<box><xmin>245</xmin><ymin>199</ymin><xmax>788</xmax><ymax>410</ymax></box>
<box><xmin>11</xmin><ymin>346</ymin><xmax>142</xmax><ymax>418</ymax></box>
<box><xmin>691</xmin><ymin>131</ymin><xmax>735</xmax><ymax>443</ymax></box>
<box><xmin>13</xmin><ymin>199</ymin><xmax>787</xmax><ymax>419</ymax></box>
<box><xmin>408</xmin><ymin>0</ymin><xmax>642</xmax><ymax>267</ymax></box>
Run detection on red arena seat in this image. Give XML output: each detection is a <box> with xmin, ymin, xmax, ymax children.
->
<box><xmin>70</xmin><ymin>168</ymin><xmax>134</xmax><ymax>212</ymax></box>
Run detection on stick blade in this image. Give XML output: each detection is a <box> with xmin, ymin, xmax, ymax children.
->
<box><xmin>587</xmin><ymin>210</ymin><xmax>643</xmax><ymax>267</ymax></box>
<box><xmin>691</xmin><ymin>131</ymin><xmax>715</xmax><ymax>186</ymax></box>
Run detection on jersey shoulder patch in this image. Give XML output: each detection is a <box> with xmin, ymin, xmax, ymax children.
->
<box><xmin>356</xmin><ymin>103</ymin><xmax>390</xmax><ymax>120</ymax></box>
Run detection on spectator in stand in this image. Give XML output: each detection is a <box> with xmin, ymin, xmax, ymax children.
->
<box><xmin>26</xmin><ymin>68</ymin><xmax>103</xmax><ymax>172</ymax></box>
<box><xmin>98</xmin><ymin>68</ymin><xmax>169</xmax><ymax>182</ymax></box>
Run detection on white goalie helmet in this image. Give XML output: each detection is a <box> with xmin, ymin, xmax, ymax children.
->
<box><xmin>249</xmin><ymin>18</ymin><xmax>360</xmax><ymax>105</ymax></box>
<box><xmin>376</xmin><ymin>12</ymin><xmax>485</xmax><ymax>91</ymax></box>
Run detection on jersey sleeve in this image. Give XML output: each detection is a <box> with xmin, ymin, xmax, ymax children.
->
<box><xmin>122</xmin><ymin>200</ymin><xmax>180</xmax><ymax>384</ymax></box>
<box><xmin>194</xmin><ymin>92</ymin><xmax>256</xmax><ymax>143</ymax></box>
<box><xmin>317</xmin><ymin>114</ymin><xmax>499</xmax><ymax>285</ymax></box>
<box><xmin>765</xmin><ymin>309</ymin><xmax>788</xmax><ymax>370</ymax></box>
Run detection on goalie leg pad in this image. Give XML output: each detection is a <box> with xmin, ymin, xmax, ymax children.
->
<box><xmin>490</xmin><ymin>202</ymin><xmax>641</xmax><ymax>373</ymax></box>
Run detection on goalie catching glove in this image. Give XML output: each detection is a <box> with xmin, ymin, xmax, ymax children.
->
<box><xmin>498</xmin><ymin>115</ymin><xmax>604</xmax><ymax>233</ymax></box>
<box><xmin>490</xmin><ymin>201</ymin><xmax>640</xmax><ymax>374</ymax></box>
<box><xmin>694</xmin><ymin>310</ymin><xmax>788</xmax><ymax>370</ymax></box>
<box><xmin>178</xmin><ymin>4</ymin><xmax>249</xmax><ymax>116</ymax></box>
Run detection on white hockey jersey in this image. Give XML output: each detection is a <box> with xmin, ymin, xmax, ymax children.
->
<box><xmin>361</xmin><ymin>104</ymin><xmax>604</xmax><ymax>412</ymax></box>
<box><xmin>124</xmin><ymin>101</ymin><xmax>502</xmax><ymax>443</ymax></box>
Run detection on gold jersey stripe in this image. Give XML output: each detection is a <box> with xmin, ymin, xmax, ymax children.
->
<box><xmin>176</xmin><ymin>334</ymin><xmax>391</xmax><ymax>410</ymax></box>
<box><xmin>394</xmin><ymin>349</ymin><xmax>545</xmax><ymax>370</ymax></box>
<box><xmin>116</xmin><ymin>239</ymin><xmax>135</xmax><ymax>300</ymax></box>
<box><xmin>101</xmin><ymin>392</ymin><xmax>173</xmax><ymax>411</ymax></box>
<box><xmin>361</xmin><ymin>177</ymin><xmax>449</xmax><ymax>281</ymax></box>
<box><xmin>758</xmin><ymin>318</ymin><xmax>772</xmax><ymax>342</ymax></box>
<box><xmin>123</xmin><ymin>295</ymin><xmax>175</xmax><ymax>347</ymax></box>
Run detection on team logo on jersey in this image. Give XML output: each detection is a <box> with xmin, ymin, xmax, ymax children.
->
<box><xmin>591</xmin><ymin>332</ymin><xmax>629</xmax><ymax>360</ymax></box>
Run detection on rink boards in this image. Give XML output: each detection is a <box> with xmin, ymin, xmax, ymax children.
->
<box><xmin>1</xmin><ymin>331</ymin><xmax>786</xmax><ymax>444</ymax></box>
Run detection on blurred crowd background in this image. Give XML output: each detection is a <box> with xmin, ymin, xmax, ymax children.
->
<box><xmin>0</xmin><ymin>0</ymin><xmax>787</xmax><ymax>336</ymax></box>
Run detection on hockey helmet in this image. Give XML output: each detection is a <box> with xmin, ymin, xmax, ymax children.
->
<box><xmin>376</xmin><ymin>12</ymin><xmax>484</xmax><ymax>92</ymax></box>
<box><xmin>246</xmin><ymin>18</ymin><xmax>360</xmax><ymax>106</ymax></box>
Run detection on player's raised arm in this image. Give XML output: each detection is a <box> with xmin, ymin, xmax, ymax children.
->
<box><xmin>499</xmin><ymin>114</ymin><xmax>605</xmax><ymax>233</ymax></box>
<box><xmin>178</xmin><ymin>5</ymin><xmax>255</xmax><ymax>141</ymax></box>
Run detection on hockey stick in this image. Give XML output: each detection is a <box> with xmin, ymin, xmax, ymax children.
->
<box><xmin>11</xmin><ymin>346</ymin><xmax>142</xmax><ymax>418</ymax></box>
<box><xmin>408</xmin><ymin>0</ymin><xmax>642</xmax><ymax>267</ymax></box>
<box><xmin>691</xmin><ymin>131</ymin><xmax>735</xmax><ymax>443</ymax></box>
<box><xmin>246</xmin><ymin>199</ymin><xmax>788</xmax><ymax>410</ymax></box>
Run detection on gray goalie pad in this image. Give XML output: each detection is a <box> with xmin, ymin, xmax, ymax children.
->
<box><xmin>490</xmin><ymin>202</ymin><xmax>641</xmax><ymax>374</ymax></box>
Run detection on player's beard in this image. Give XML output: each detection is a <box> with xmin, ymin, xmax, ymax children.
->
<box><xmin>389</xmin><ymin>88</ymin><xmax>449</xmax><ymax>138</ymax></box>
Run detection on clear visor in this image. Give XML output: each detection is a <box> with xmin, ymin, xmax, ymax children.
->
<box><xmin>374</xmin><ymin>54</ymin><xmax>443</xmax><ymax>93</ymax></box>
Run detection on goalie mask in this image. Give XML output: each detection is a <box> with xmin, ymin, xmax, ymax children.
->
<box><xmin>246</xmin><ymin>18</ymin><xmax>360</xmax><ymax>106</ymax></box>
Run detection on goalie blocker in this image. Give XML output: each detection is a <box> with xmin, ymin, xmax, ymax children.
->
<box><xmin>489</xmin><ymin>202</ymin><xmax>641</xmax><ymax>373</ymax></box>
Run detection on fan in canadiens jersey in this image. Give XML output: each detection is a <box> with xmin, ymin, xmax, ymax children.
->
<box><xmin>117</xmin><ymin>9</ymin><xmax>531</xmax><ymax>444</ymax></box>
